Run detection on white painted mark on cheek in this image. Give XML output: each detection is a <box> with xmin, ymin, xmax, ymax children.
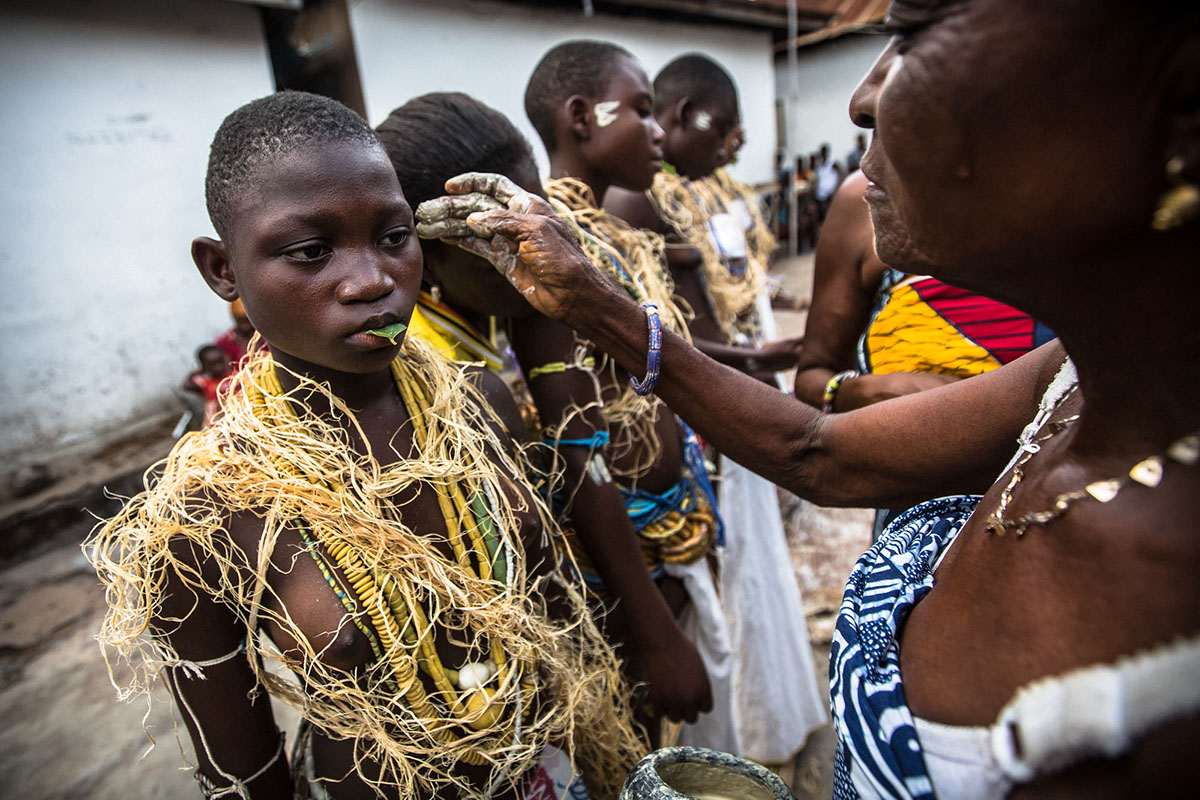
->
<box><xmin>594</xmin><ymin>101</ymin><xmax>619</xmax><ymax>128</ymax></box>
<box><xmin>693</xmin><ymin>111</ymin><xmax>712</xmax><ymax>131</ymax></box>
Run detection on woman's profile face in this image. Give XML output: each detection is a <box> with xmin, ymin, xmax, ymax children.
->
<box><xmin>850</xmin><ymin>1</ymin><xmax>1161</xmax><ymax>297</ymax></box>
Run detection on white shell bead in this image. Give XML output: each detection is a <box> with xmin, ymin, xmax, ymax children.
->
<box><xmin>457</xmin><ymin>661</ymin><xmax>496</xmax><ymax>691</ymax></box>
<box><xmin>1085</xmin><ymin>479</ymin><xmax>1121</xmax><ymax>503</ymax></box>
<box><xmin>1168</xmin><ymin>435</ymin><xmax>1199</xmax><ymax>466</ymax></box>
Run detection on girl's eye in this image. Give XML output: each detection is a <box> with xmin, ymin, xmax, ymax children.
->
<box><xmin>285</xmin><ymin>243</ymin><xmax>329</xmax><ymax>262</ymax></box>
<box><xmin>380</xmin><ymin>228</ymin><xmax>410</xmax><ymax>248</ymax></box>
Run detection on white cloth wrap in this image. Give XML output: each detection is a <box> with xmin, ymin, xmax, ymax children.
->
<box><xmin>706</xmin><ymin>213</ymin><xmax>749</xmax><ymax>260</ymax></box>
<box><xmin>915</xmin><ymin>633</ymin><xmax>1200</xmax><ymax>798</ymax></box>
<box><xmin>669</xmin><ymin>556</ymin><xmax>740</xmax><ymax>754</ymax></box>
<box><xmin>709</xmin><ymin>455</ymin><xmax>827</xmax><ymax>762</ymax></box>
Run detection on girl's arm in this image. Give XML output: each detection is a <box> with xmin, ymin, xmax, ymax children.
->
<box><xmin>157</xmin><ymin>537</ymin><xmax>292</xmax><ymax>799</ymax></box>
<box><xmin>510</xmin><ymin>312</ymin><xmax>712</xmax><ymax>723</ymax></box>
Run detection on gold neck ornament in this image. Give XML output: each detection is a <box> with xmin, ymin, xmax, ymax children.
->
<box><xmin>987</xmin><ymin>385</ymin><xmax>1199</xmax><ymax>535</ymax></box>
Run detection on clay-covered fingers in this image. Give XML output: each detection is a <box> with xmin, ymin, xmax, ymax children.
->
<box><xmin>440</xmin><ymin>233</ymin><xmax>519</xmax><ymax>277</ymax></box>
<box><xmin>443</xmin><ymin>171</ymin><xmax>525</xmax><ymax>205</ymax></box>
<box><xmin>462</xmin><ymin>207</ymin><xmax>550</xmax><ymax>242</ymax></box>
<box><xmin>458</xmin><ymin>207</ymin><xmax>599</xmax><ymax>321</ymax></box>
<box><xmin>415</xmin><ymin>176</ymin><xmax>602</xmax><ymax>322</ymax></box>
<box><xmin>442</xmin><ymin>171</ymin><xmax>559</xmax><ymax>217</ymax></box>
<box><xmin>414</xmin><ymin>193</ymin><xmax>504</xmax><ymax>239</ymax></box>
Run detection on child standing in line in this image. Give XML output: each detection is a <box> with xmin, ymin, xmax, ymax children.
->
<box><xmin>376</xmin><ymin>90</ymin><xmax>714</xmax><ymax>740</ymax></box>
<box><xmin>90</xmin><ymin>91</ymin><xmax>640</xmax><ymax>800</ymax></box>
<box><xmin>605</xmin><ymin>54</ymin><xmax>828</xmax><ymax>764</ymax></box>
<box><xmin>517</xmin><ymin>40</ymin><xmax>745</xmax><ymax>751</ymax></box>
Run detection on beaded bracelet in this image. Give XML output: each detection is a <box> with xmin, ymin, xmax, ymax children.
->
<box><xmin>822</xmin><ymin>369</ymin><xmax>860</xmax><ymax>413</ymax></box>
<box><xmin>630</xmin><ymin>302</ymin><xmax>662</xmax><ymax>396</ymax></box>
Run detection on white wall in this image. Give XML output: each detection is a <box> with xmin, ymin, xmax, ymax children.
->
<box><xmin>775</xmin><ymin>33</ymin><xmax>887</xmax><ymax>166</ymax></box>
<box><xmin>0</xmin><ymin>0</ymin><xmax>273</xmax><ymax>466</ymax></box>
<box><xmin>351</xmin><ymin>0</ymin><xmax>778</xmax><ymax>185</ymax></box>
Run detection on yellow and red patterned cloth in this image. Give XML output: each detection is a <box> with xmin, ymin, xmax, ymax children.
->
<box><xmin>859</xmin><ymin>270</ymin><xmax>1054</xmax><ymax>377</ymax></box>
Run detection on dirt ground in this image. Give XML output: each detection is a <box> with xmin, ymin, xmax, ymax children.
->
<box><xmin>0</xmin><ymin>253</ymin><xmax>872</xmax><ymax>799</ymax></box>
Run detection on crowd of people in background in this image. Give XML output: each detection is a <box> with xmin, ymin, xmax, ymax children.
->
<box><xmin>97</xmin><ymin>2</ymin><xmax>1198</xmax><ymax>797</ymax></box>
<box><xmin>773</xmin><ymin>134</ymin><xmax>867</xmax><ymax>253</ymax></box>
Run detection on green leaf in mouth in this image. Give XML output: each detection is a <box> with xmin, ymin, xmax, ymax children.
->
<box><xmin>364</xmin><ymin>321</ymin><xmax>407</xmax><ymax>344</ymax></box>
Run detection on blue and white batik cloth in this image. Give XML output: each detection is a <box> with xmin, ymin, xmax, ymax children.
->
<box><xmin>830</xmin><ymin>494</ymin><xmax>981</xmax><ymax>800</ymax></box>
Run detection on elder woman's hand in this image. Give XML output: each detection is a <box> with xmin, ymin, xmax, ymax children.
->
<box><xmin>415</xmin><ymin>172</ymin><xmax>623</xmax><ymax>325</ymax></box>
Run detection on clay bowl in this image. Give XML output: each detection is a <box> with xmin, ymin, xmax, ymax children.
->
<box><xmin>621</xmin><ymin>746</ymin><xmax>797</xmax><ymax>800</ymax></box>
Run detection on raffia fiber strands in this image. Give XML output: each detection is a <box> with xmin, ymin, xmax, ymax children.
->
<box><xmin>88</xmin><ymin>338</ymin><xmax>644</xmax><ymax>799</ymax></box>
<box><xmin>545</xmin><ymin>178</ymin><xmax>694</xmax><ymax>480</ymax></box>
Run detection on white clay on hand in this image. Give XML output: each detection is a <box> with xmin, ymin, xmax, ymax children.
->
<box><xmin>415</xmin><ymin>193</ymin><xmax>502</xmax><ymax>228</ymax></box>
<box><xmin>444</xmin><ymin>172</ymin><xmax>524</xmax><ymax>205</ymax></box>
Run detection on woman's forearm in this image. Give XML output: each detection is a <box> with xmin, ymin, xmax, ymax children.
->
<box><xmin>415</xmin><ymin>183</ymin><xmax>1035</xmax><ymax>508</ymax></box>
<box><xmin>569</xmin><ymin>290</ymin><xmax>1047</xmax><ymax>509</ymax></box>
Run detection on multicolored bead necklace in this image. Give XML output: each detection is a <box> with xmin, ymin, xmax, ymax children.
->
<box><xmin>255</xmin><ymin>359</ymin><xmax>535</xmax><ymax>762</ymax></box>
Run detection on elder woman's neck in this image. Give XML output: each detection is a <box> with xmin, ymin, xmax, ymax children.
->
<box><xmin>1042</xmin><ymin>236</ymin><xmax>1200</xmax><ymax>461</ymax></box>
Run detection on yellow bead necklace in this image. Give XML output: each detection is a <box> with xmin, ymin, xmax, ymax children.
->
<box><xmin>253</xmin><ymin>358</ymin><xmax>535</xmax><ymax>761</ymax></box>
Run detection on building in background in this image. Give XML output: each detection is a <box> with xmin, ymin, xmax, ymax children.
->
<box><xmin>774</xmin><ymin>32</ymin><xmax>887</xmax><ymax>163</ymax></box>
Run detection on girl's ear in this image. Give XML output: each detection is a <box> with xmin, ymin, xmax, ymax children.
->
<box><xmin>192</xmin><ymin>237</ymin><xmax>238</xmax><ymax>301</ymax></box>
<box><xmin>673</xmin><ymin>96</ymin><xmax>693</xmax><ymax>130</ymax></box>
<box><xmin>566</xmin><ymin>95</ymin><xmax>591</xmax><ymax>142</ymax></box>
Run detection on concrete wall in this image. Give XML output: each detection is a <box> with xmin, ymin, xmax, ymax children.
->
<box><xmin>352</xmin><ymin>0</ymin><xmax>777</xmax><ymax>185</ymax></box>
<box><xmin>0</xmin><ymin>0</ymin><xmax>274</xmax><ymax>468</ymax></box>
<box><xmin>776</xmin><ymin>32</ymin><xmax>888</xmax><ymax>166</ymax></box>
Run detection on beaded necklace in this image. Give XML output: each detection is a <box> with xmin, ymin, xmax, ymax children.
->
<box><xmin>255</xmin><ymin>359</ymin><xmax>534</xmax><ymax>760</ymax></box>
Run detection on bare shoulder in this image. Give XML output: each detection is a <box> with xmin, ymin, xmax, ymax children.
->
<box><xmin>464</xmin><ymin>365</ymin><xmax>528</xmax><ymax>450</ymax></box>
<box><xmin>603</xmin><ymin>186</ymin><xmax>662</xmax><ymax>232</ymax></box>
